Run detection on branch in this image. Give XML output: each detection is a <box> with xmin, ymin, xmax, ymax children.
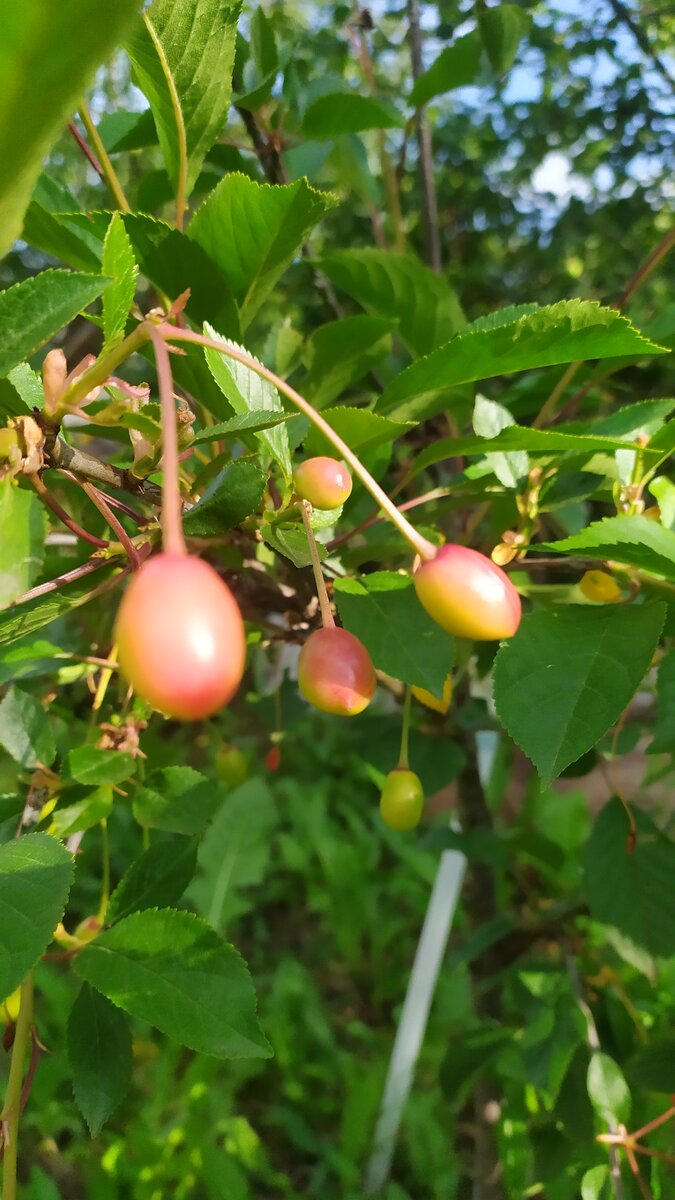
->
<box><xmin>407</xmin><ymin>0</ymin><xmax>442</xmax><ymax>271</ymax></box>
<box><xmin>48</xmin><ymin>437</ymin><xmax>162</xmax><ymax>505</ymax></box>
<box><xmin>607</xmin><ymin>0</ymin><xmax>674</xmax><ymax>87</ymax></box>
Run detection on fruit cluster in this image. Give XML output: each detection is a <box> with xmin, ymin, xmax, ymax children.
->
<box><xmin>113</xmin><ymin>452</ymin><xmax>522</xmax><ymax>832</ymax></box>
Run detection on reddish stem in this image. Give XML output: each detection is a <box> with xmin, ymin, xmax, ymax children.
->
<box><xmin>30</xmin><ymin>475</ymin><xmax>108</xmax><ymax>549</ymax></box>
<box><xmin>149</xmin><ymin>326</ymin><xmax>187</xmax><ymax>556</ymax></box>
<box><xmin>76</xmin><ymin>478</ymin><xmax>143</xmax><ymax>569</ymax></box>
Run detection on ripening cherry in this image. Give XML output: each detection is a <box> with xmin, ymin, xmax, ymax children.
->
<box><xmin>379</xmin><ymin>768</ymin><xmax>424</xmax><ymax>831</ymax></box>
<box><xmin>579</xmin><ymin>570</ymin><xmax>621</xmax><ymax>604</ymax></box>
<box><xmin>115</xmin><ymin>553</ymin><xmax>246</xmax><ymax>720</ymax></box>
<box><xmin>294</xmin><ymin>457</ymin><xmax>352</xmax><ymax>510</ymax></box>
<box><xmin>411</xmin><ymin>675</ymin><xmax>453</xmax><ymax>714</ymax></box>
<box><xmin>414</xmin><ymin>544</ymin><xmax>521</xmax><ymax>641</ymax></box>
<box><xmin>298</xmin><ymin>626</ymin><xmax>376</xmax><ymax>716</ymax></box>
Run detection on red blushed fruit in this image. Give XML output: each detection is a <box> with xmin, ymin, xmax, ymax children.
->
<box><xmin>265</xmin><ymin>745</ymin><xmax>281</xmax><ymax>772</ymax></box>
<box><xmin>414</xmin><ymin>544</ymin><xmax>521</xmax><ymax>640</ymax></box>
<box><xmin>298</xmin><ymin>626</ymin><xmax>376</xmax><ymax>716</ymax></box>
<box><xmin>115</xmin><ymin>553</ymin><xmax>246</xmax><ymax>720</ymax></box>
<box><xmin>294</xmin><ymin>457</ymin><xmax>352</xmax><ymax>510</ymax></box>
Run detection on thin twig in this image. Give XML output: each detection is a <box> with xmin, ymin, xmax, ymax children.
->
<box><xmin>30</xmin><ymin>474</ymin><xmax>108</xmax><ymax>549</ymax></box>
<box><xmin>68</xmin><ymin>121</ymin><xmax>105</xmax><ymax>181</ymax></box>
<box><xmin>536</xmin><ymin>222</ymin><xmax>675</xmax><ymax>426</ymax></box>
<box><xmin>77</xmin><ymin>479</ymin><xmax>143</xmax><ymax>569</ymax></box>
<box><xmin>407</xmin><ymin>0</ymin><xmax>442</xmax><ymax>271</ymax></box>
<box><xmin>77</xmin><ymin>102</ymin><xmax>131</xmax><ymax>213</ymax></box>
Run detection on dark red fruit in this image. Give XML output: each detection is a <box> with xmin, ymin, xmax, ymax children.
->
<box><xmin>414</xmin><ymin>544</ymin><xmax>521</xmax><ymax>640</ymax></box>
<box><xmin>265</xmin><ymin>745</ymin><xmax>281</xmax><ymax>772</ymax></box>
<box><xmin>294</xmin><ymin>457</ymin><xmax>352</xmax><ymax>510</ymax></box>
<box><xmin>115</xmin><ymin>553</ymin><xmax>246</xmax><ymax>720</ymax></box>
<box><xmin>298</xmin><ymin>626</ymin><xmax>376</xmax><ymax>716</ymax></box>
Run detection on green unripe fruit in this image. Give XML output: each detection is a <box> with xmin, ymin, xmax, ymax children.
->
<box><xmin>298</xmin><ymin>626</ymin><xmax>376</xmax><ymax>716</ymax></box>
<box><xmin>216</xmin><ymin>745</ymin><xmax>249</xmax><ymax>788</ymax></box>
<box><xmin>0</xmin><ymin>428</ymin><xmax>20</xmax><ymax>460</ymax></box>
<box><xmin>379</xmin><ymin>769</ymin><xmax>424</xmax><ymax>831</ymax></box>
<box><xmin>294</xmin><ymin>457</ymin><xmax>352</xmax><ymax>510</ymax></box>
<box><xmin>414</xmin><ymin>544</ymin><xmax>521</xmax><ymax>641</ymax></box>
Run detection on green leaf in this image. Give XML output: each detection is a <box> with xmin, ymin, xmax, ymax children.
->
<box><xmin>537</xmin><ymin>516</ymin><xmax>675</xmax><ymax>583</ymax></box>
<box><xmin>0</xmin><ymin>271</ymin><xmax>108</xmax><ymax>379</ymax></box>
<box><xmin>188</xmin><ymin>780</ymin><xmax>278</xmax><ymax>927</ymax></box>
<box><xmin>411</xmin><ymin>425</ymin><xmax>650</xmax><ymax>475</ymax></box>
<box><xmin>203</xmin><ymin>324</ymin><xmax>291</xmax><ymax>480</ymax></box>
<box><xmin>0</xmin><ymin>482</ymin><xmax>47</xmax><ymax>608</ymax></box>
<box><xmin>409</xmin><ymin>31</ymin><xmax>482</xmax><ymax>107</ymax></box>
<box><xmin>334</xmin><ymin>572</ymin><xmax>454</xmax><ymax>693</ymax></box>
<box><xmin>440</xmin><ymin>1025</ymin><xmax>512</xmax><ymax>1102</ymax></box>
<box><xmin>0</xmin><ymin>0</ymin><xmax>140</xmax><ymax>259</ymax></box>
<box><xmin>67</xmin><ymin>984</ymin><xmax>132</xmax><ymax>1136</ymax></box>
<box><xmin>0</xmin><ymin>832</ymin><xmax>73</xmax><ymax>998</ymax></box>
<box><xmin>302</xmin><ymin>316</ymin><xmax>395</xmax><ymax>409</ymax></box>
<box><xmin>49</xmin><ymin>788</ymin><xmax>113</xmax><ymax>840</ymax></box>
<box><xmin>0</xmin><ymin>638</ymin><xmax>68</xmax><ymax>688</ymax></box>
<box><xmin>262</xmin><ymin>522</ymin><xmax>326</xmax><ymax>569</ymax></box>
<box><xmin>319</xmin><ymin>249</ymin><xmax>464</xmax><ymax>359</ymax></box>
<box><xmin>626</xmin><ymin>1037</ymin><xmax>675</xmax><ymax>1094</ymax></box>
<box><xmin>581</xmin><ymin>1165</ymin><xmax>611</xmax><ymax>1200</ymax></box>
<box><xmin>586</xmin><ymin>1052</ymin><xmax>631</xmax><ymax>1125</ymax></box>
<box><xmin>101</xmin><ymin>214</ymin><xmax>138</xmax><ymax>350</ymax></box>
<box><xmin>0</xmin><ymin>560</ymin><xmax>120</xmax><ymax>650</ymax></box>
<box><xmin>75</xmin><ymin>908</ymin><xmax>271</xmax><ymax>1059</ymax></box>
<box><xmin>493</xmin><ymin>604</ymin><xmax>665</xmax><ymax>784</ymax></box>
<box><xmin>303</xmin><ymin>93</ymin><xmax>404</xmax><ymax>138</ymax></box>
<box><xmin>193</xmin><ymin>410</ymin><xmax>299</xmax><ymax>445</ymax></box>
<box><xmin>189</xmin><ymin>174</ymin><xmax>334</xmax><ymax>329</ymax></box>
<box><xmin>473</xmin><ymin>394</ymin><xmax>529</xmax><ymax>488</ymax></box>
<box><xmin>0</xmin><ymin>686</ymin><xmax>55</xmax><ymax>769</ymax></box>
<box><xmin>304</xmin><ymin>407</ymin><xmax>411</xmax><ymax>458</ymax></box>
<box><xmin>22</xmin><ymin>201</ymin><xmax>103</xmax><ymax>274</ymax></box>
<box><xmin>649</xmin><ymin>648</ymin><xmax>675</xmax><ymax>754</ymax></box>
<box><xmin>126</xmin><ymin>0</ymin><xmax>242</xmax><ymax>198</ymax></box>
<box><xmin>584</xmin><ymin>796</ymin><xmax>675</xmax><ymax>958</ymax></box>
<box><xmin>108</xmin><ymin>837</ymin><xmax>198</xmax><ymax>923</ymax></box>
<box><xmin>66</xmin><ymin>747</ymin><xmax>135</xmax><ymax>787</ymax></box>
<box><xmin>478</xmin><ymin>4</ymin><xmax>529</xmax><ymax>74</ymax></box>
<box><xmin>132</xmin><ymin>767</ymin><xmax>223</xmax><ymax>835</ymax></box>
<box><xmin>377</xmin><ymin>300</ymin><xmax>668</xmax><ymax>412</ymax></box>
<box><xmin>182</xmin><ymin>460</ymin><xmax>267</xmax><ymax>536</ymax></box>
<box><xmin>99</xmin><ymin>109</ymin><xmax>159</xmax><ymax>153</ymax></box>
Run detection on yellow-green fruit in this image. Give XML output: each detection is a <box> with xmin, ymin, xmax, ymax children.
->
<box><xmin>216</xmin><ymin>745</ymin><xmax>249</xmax><ymax>788</ymax></box>
<box><xmin>379</xmin><ymin>768</ymin><xmax>424</xmax><ymax>832</ymax></box>
<box><xmin>412</xmin><ymin>676</ymin><xmax>452</xmax><ymax>714</ymax></box>
<box><xmin>0</xmin><ymin>427</ymin><xmax>19</xmax><ymax>459</ymax></box>
<box><xmin>579</xmin><ymin>570</ymin><xmax>621</xmax><ymax>604</ymax></box>
<box><xmin>1</xmin><ymin>988</ymin><xmax>21</xmax><ymax>1025</ymax></box>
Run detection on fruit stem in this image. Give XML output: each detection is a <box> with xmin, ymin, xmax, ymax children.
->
<box><xmin>156</xmin><ymin>324</ymin><xmax>436</xmax><ymax>562</ymax></box>
<box><xmin>300</xmin><ymin>501</ymin><xmax>335</xmax><ymax>628</ymax></box>
<box><xmin>77</xmin><ymin>479</ymin><xmax>143</xmax><ymax>569</ymax></box>
<box><xmin>0</xmin><ymin>970</ymin><xmax>34</xmax><ymax>1200</ymax></box>
<box><xmin>398</xmin><ymin>686</ymin><xmax>412</xmax><ymax>770</ymax></box>
<box><xmin>77</xmin><ymin>101</ymin><xmax>131</xmax><ymax>213</ymax></box>
<box><xmin>149</xmin><ymin>326</ymin><xmax>187</xmax><ymax>557</ymax></box>
<box><xmin>57</xmin><ymin>324</ymin><xmax>151</xmax><ymax>417</ymax></box>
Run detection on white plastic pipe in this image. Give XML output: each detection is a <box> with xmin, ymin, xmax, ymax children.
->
<box><xmin>363</xmin><ymin>731</ymin><xmax>498</xmax><ymax>1194</ymax></box>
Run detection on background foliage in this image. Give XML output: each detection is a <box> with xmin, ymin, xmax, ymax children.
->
<box><xmin>0</xmin><ymin>1</ymin><xmax>674</xmax><ymax>1198</ymax></box>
